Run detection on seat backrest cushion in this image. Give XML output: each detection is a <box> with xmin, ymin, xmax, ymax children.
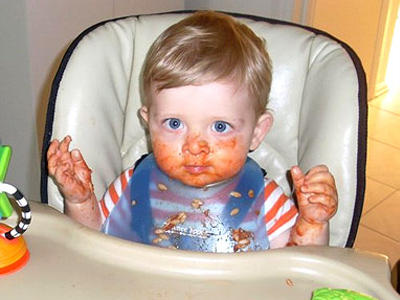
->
<box><xmin>43</xmin><ymin>12</ymin><xmax>366</xmax><ymax>247</ymax></box>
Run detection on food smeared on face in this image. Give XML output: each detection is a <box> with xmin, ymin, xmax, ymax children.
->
<box><xmin>152</xmin><ymin>136</ymin><xmax>248</xmax><ymax>187</ymax></box>
<box><xmin>142</xmin><ymin>81</ymin><xmax>266</xmax><ymax>188</ymax></box>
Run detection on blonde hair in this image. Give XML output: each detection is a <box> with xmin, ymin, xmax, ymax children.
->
<box><xmin>142</xmin><ymin>11</ymin><xmax>272</xmax><ymax>115</ymax></box>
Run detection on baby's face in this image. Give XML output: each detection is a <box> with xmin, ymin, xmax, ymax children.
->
<box><xmin>141</xmin><ymin>81</ymin><xmax>271</xmax><ymax>187</ymax></box>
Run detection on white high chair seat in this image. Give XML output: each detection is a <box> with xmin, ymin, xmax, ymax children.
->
<box><xmin>41</xmin><ymin>11</ymin><xmax>367</xmax><ymax>248</ymax></box>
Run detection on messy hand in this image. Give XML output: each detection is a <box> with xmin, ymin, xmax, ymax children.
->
<box><xmin>47</xmin><ymin>136</ymin><xmax>94</xmax><ymax>203</ymax></box>
<box><xmin>290</xmin><ymin>165</ymin><xmax>337</xmax><ymax>224</ymax></box>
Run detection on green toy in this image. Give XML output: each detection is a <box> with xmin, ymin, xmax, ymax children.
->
<box><xmin>311</xmin><ymin>288</ymin><xmax>378</xmax><ymax>300</ymax></box>
<box><xmin>0</xmin><ymin>145</ymin><xmax>13</xmax><ymax>218</ymax></box>
<box><xmin>0</xmin><ymin>144</ymin><xmax>31</xmax><ymax>275</ymax></box>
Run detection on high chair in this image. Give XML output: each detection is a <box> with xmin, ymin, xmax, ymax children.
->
<box><xmin>40</xmin><ymin>11</ymin><xmax>367</xmax><ymax>248</ymax></box>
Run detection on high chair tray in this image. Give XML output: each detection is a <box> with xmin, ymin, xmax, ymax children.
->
<box><xmin>1</xmin><ymin>201</ymin><xmax>398</xmax><ymax>299</ymax></box>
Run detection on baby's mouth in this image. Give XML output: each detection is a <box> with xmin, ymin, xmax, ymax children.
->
<box><xmin>184</xmin><ymin>165</ymin><xmax>210</xmax><ymax>174</ymax></box>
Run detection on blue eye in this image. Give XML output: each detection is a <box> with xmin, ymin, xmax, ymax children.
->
<box><xmin>212</xmin><ymin>121</ymin><xmax>231</xmax><ymax>133</ymax></box>
<box><xmin>165</xmin><ymin>118</ymin><xmax>183</xmax><ymax>130</ymax></box>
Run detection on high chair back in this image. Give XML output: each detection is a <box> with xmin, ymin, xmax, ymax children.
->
<box><xmin>41</xmin><ymin>11</ymin><xmax>367</xmax><ymax>248</ymax></box>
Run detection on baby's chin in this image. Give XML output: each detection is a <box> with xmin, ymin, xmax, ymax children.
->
<box><xmin>169</xmin><ymin>172</ymin><xmax>236</xmax><ymax>189</ymax></box>
<box><xmin>173</xmin><ymin>175</ymin><xmax>218</xmax><ymax>188</ymax></box>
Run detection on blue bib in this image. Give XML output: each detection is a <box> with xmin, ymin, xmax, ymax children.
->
<box><xmin>102</xmin><ymin>154</ymin><xmax>269</xmax><ymax>252</ymax></box>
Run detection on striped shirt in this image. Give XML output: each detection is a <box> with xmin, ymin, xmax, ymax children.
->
<box><xmin>99</xmin><ymin>166</ymin><xmax>298</xmax><ymax>243</ymax></box>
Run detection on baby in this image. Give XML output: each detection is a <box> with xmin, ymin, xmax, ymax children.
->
<box><xmin>47</xmin><ymin>11</ymin><xmax>337</xmax><ymax>252</ymax></box>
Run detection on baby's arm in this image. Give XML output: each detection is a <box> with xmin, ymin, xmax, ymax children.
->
<box><xmin>47</xmin><ymin>136</ymin><xmax>101</xmax><ymax>229</ymax></box>
<box><xmin>288</xmin><ymin>165</ymin><xmax>338</xmax><ymax>246</ymax></box>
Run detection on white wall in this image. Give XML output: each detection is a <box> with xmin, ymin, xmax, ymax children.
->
<box><xmin>0</xmin><ymin>1</ymin><xmax>38</xmax><ymax>199</ymax></box>
<box><xmin>0</xmin><ymin>0</ymin><xmax>184</xmax><ymax>202</ymax></box>
<box><xmin>185</xmin><ymin>0</ymin><xmax>296</xmax><ymax>21</ymax></box>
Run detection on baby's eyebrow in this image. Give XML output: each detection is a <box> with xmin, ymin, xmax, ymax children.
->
<box><xmin>152</xmin><ymin>112</ymin><xmax>179</xmax><ymax>118</ymax></box>
<box><xmin>213</xmin><ymin>117</ymin><xmax>245</xmax><ymax>125</ymax></box>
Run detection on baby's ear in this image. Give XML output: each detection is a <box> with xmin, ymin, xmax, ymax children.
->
<box><xmin>250</xmin><ymin>111</ymin><xmax>273</xmax><ymax>151</ymax></box>
<box><xmin>139</xmin><ymin>106</ymin><xmax>149</xmax><ymax>124</ymax></box>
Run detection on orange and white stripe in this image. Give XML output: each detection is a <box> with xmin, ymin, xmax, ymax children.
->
<box><xmin>99</xmin><ymin>167</ymin><xmax>134</xmax><ymax>222</ymax></box>
<box><xmin>262</xmin><ymin>179</ymin><xmax>298</xmax><ymax>241</ymax></box>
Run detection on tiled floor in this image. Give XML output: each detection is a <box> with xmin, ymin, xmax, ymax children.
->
<box><xmin>353</xmin><ymin>13</ymin><xmax>400</xmax><ymax>289</ymax></box>
<box><xmin>354</xmin><ymin>12</ymin><xmax>400</xmax><ymax>291</ymax></box>
<box><xmin>354</xmin><ymin>85</ymin><xmax>400</xmax><ymax>287</ymax></box>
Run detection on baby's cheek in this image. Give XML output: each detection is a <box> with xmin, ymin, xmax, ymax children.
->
<box><xmin>213</xmin><ymin>138</ymin><xmax>248</xmax><ymax>177</ymax></box>
<box><xmin>152</xmin><ymin>140</ymin><xmax>180</xmax><ymax>170</ymax></box>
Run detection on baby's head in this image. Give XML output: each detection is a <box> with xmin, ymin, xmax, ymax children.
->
<box><xmin>140</xmin><ymin>11</ymin><xmax>273</xmax><ymax>187</ymax></box>
<box><xmin>142</xmin><ymin>11</ymin><xmax>272</xmax><ymax>116</ymax></box>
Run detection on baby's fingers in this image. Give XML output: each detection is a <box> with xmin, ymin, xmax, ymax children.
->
<box><xmin>303</xmin><ymin>183</ymin><xmax>337</xmax><ymax>214</ymax></box>
<box><xmin>71</xmin><ymin>150</ymin><xmax>91</xmax><ymax>173</ymax></box>
<box><xmin>47</xmin><ymin>139</ymin><xmax>60</xmax><ymax>160</ymax></box>
<box><xmin>300</xmin><ymin>182</ymin><xmax>336</xmax><ymax>198</ymax></box>
<box><xmin>47</xmin><ymin>136</ymin><xmax>72</xmax><ymax>163</ymax></box>
<box><xmin>305</xmin><ymin>170</ymin><xmax>336</xmax><ymax>189</ymax></box>
<box><xmin>308</xmin><ymin>194</ymin><xmax>337</xmax><ymax>216</ymax></box>
<box><xmin>47</xmin><ymin>156</ymin><xmax>58</xmax><ymax>176</ymax></box>
<box><xmin>71</xmin><ymin>149</ymin><xmax>85</xmax><ymax>163</ymax></box>
<box><xmin>290</xmin><ymin>166</ymin><xmax>306</xmax><ymax>190</ymax></box>
<box><xmin>305</xmin><ymin>165</ymin><xmax>329</xmax><ymax>177</ymax></box>
<box><xmin>59</xmin><ymin>136</ymin><xmax>72</xmax><ymax>153</ymax></box>
<box><xmin>71</xmin><ymin>150</ymin><xmax>93</xmax><ymax>189</ymax></box>
<box><xmin>308</xmin><ymin>192</ymin><xmax>337</xmax><ymax>205</ymax></box>
<box><xmin>47</xmin><ymin>140</ymin><xmax>63</xmax><ymax>175</ymax></box>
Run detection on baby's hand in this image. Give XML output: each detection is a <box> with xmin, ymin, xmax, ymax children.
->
<box><xmin>290</xmin><ymin>165</ymin><xmax>337</xmax><ymax>224</ymax></box>
<box><xmin>47</xmin><ymin>136</ymin><xmax>94</xmax><ymax>203</ymax></box>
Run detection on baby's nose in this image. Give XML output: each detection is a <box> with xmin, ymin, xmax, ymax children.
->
<box><xmin>182</xmin><ymin>135</ymin><xmax>210</xmax><ymax>155</ymax></box>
